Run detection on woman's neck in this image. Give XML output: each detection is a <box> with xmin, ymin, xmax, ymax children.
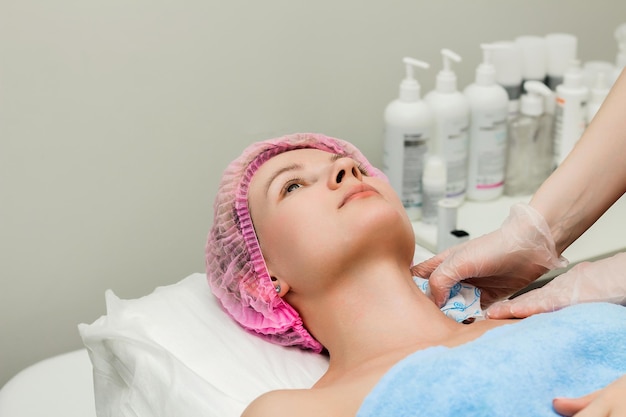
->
<box><xmin>295</xmin><ymin>259</ymin><xmax>465</xmax><ymax>377</ymax></box>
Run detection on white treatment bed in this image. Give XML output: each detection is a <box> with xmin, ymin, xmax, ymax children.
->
<box><xmin>0</xmin><ymin>349</ymin><xmax>96</xmax><ymax>417</ymax></box>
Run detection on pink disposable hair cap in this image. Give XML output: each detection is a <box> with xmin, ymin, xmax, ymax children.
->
<box><xmin>205</xmin><ymin>133</ymin><xmax>386</xmax><ymax>352</ymax></box>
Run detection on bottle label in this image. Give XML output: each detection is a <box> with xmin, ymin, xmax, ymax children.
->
<box><xmin>553</xmin><ymin>95</ymin><xmax>587</xmax><ymax>166</ymax></box>
<box><xmin>440</xmin><ymin>118</ymin><xmax>469</xmax><ymax>198</ymax></box>
<box><xmin>383</xmin><ymin>127</ymin><xmax>429</xmax><ymax>210</ymax></box>
<box><xmin>468</xmin><ymin>109</ymin><xmax>508</xmax><ymax>191</ymax></box>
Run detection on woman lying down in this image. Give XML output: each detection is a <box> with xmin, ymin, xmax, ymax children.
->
<box><xmin>206</xmin><ymin>133</ymin><xmax>626</xmax><ymax>417</ymax></box>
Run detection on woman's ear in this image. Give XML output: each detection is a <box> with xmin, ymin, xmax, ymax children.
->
<box><xmin>270</xmin><ymin>276</ymin><xmax>287</xmax><ymax>297</ymax></box>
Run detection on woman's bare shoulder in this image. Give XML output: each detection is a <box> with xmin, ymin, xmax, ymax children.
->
<box><xmin>241</xmin><ymin>387</ymin><xmax>347</xmax><ymax>417</ymax></box>
<box><xmin>241</xmin><ymin>389</ymin><xmax>308</xmax><ymax>417</ymax></box>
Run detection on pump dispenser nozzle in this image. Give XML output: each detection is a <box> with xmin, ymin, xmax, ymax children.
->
<box><xmin>436</xmin><ymin>49</ymin><xmax>462</xmax><ymax>93</ymax></box>
<box><xmin>521</xmin><ymin>80</ymin><xmax>552</xmax><ymax>116</ymax></box>
<box><xmin>476</xmin><ymin>43</ymin><xmax>508</xmax><ymax>86</ymax></box>
<box><xmin>400</xmin><ymin>57</ymin><xmax>429</xmax><ymax>101</ymax></box>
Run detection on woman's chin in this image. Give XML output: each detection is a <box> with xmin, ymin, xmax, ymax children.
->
<box><xmin>347</xmin><ymin>206</ymin><xmax>415</xmax><ymax>253</ymax></box>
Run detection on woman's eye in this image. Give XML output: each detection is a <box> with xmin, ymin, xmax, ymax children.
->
<box><xmin>283</xmin><ymin>180</ymin><xmax>303</xmax><ymax>194</ymax></box>
<box><xmin>286</xmin><ymin>183</ymin><xmax>301</xmax><ymax>193</ymax></box>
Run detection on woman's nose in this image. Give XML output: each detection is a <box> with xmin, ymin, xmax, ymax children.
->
<box><xmin>329</xmin><ymin>157</ymin><xmax>362</xmax><ymax>188</ymax></box>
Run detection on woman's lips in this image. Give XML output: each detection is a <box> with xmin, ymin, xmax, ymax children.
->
<box><xmin>339</xmin><ymin>184</ymin><xmax>380</xmax><ymax>208</ymax></box>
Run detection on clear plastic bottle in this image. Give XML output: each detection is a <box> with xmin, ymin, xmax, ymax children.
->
<box><xmin>464</xmin><ymin>44</ymin><xmax>510</xmax><ymax>201</ymax></box>
<box><xmin>383</xmin><ymin>57</ymin><xmax>433</xmax><ymax>221</ymax></box>
<box><xmin>424</xmin><ymin>49</ymin><xmax>470</xmax><ymax>203</ymax></box>
<box><xmin>505</xmin><ymin>80</ymin><xmax>554</xmax><ymax>196</ymax></box>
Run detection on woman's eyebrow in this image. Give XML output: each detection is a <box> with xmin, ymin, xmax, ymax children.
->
<box><xmin>264</xmin><ymin>163</ymin><xmax>302</xmax><ymax>195</ymax></box>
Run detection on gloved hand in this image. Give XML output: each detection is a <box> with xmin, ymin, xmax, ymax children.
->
<box><xmin>486</xmin><ymin>251</ymin><xmax>626</xmax><ymax>319</ymax></box>
<box><xmin>411</xmin><ymin>203</ymin><xmax>568</xmax><ymax>308</ymax></box>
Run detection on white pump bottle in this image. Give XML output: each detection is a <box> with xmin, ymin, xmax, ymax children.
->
<box><xmin>383</xmin><ymin>57</ymin><xmax>433</xmax><ymax>221</ymax></box>
<box><xmin>553</xmin><ymin>59</ymin><xmax>589</xmax><ymax>167</ymax></box>
<box><xmin>491</xmin><ymin>41</ymin><xmax>523</xmax><ymax>121</ymax></box>
<box><xmin>586</xmin><ymin>72</ymin><xmax>611</xmax><ymax>125</ymax></box>
<box><xmin>464</xmin><ymin>44</ymin><xmax>509</xmax><ymax>201</ymax></box>
<box><xmin>425</xmin><ymin>49</ymin><xmax>470</xmax><ymax>203</ymax></box>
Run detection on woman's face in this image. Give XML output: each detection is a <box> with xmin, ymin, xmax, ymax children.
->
<box><xmin>247</xmin><ymin>148</ymin><xmax>415</xmax><ymax>295</ymax></box>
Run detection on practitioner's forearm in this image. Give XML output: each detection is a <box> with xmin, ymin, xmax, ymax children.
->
<box><xmin>530</xmin><ymin>68</ymin><xmax>626</xmax><ymax>255</ymax></box>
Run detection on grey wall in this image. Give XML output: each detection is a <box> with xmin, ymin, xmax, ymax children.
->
<box><xmin>1</xmin><ymin>0</ymin><xmax>625</xmax><ymax>386</ymax></box>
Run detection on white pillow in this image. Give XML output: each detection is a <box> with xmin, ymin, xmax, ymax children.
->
<box><xmin>79</xmin><ymin>273</ymin><xmax>329</xmax><ymax>417</ymax></box>
<box><xmin>79</xmin><ymin>245</ymin><xmax>434</xmax><ymax>417</ymax></box>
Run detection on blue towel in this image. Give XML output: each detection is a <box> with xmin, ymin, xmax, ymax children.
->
<box><xmin>358</xmin><ymin>303</ymin><xmax>626</xmax><ymax>417</ymax></box>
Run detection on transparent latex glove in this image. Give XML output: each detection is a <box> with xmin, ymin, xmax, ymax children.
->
<box><xmin>411</xmin><ymin>203</ymin><xmax>568</xmax><ymax>308</ymax></box>
<box><xmin>486</xmin><ymin>251</ymin><xmax>626</xmax><ymax>319</ymax></box>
